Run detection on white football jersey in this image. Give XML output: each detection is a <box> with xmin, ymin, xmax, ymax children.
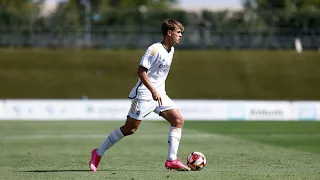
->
<box><xmin>128</xmin><ymin>42</ymin><xmax>175</xmax><ymax>100</ymax></box>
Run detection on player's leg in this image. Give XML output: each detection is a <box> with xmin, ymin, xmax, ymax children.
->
<box><xmin>98</xmin><ymin>116</ymin><xmax>142</xmax><ymax>155</ymax></box>
<box><xmin>161</xmin><ymin>109</ymin><xmax>190</xmax><ymax>171</ymax></box>
<box><xmin>89</xmin><ymin>116</ymin><xmax>142</xmax><ymax>172</ymax></box>
<box><xmin>157</xmin><ymin>95</ymin><xmax>184</xmax><ymax>161</ymax></box>
<box><xmin>160</xmin><ymin>108</ymin><xmax>184</xmax><ymax>159</ymax></box>
<box><xmin>155</xmin><ymin>95</ymin><xmax>190</xmax><ymax>171</ymax></box>
<box><xmin>89</xmin><ymin>98</ymin><xmax>155</xmax><ymax>172</ymax></box>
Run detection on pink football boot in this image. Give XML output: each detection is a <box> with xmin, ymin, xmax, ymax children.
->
<box><xmin>165</xmin><ymin>159</ymin><xmax>191</xmax><ymax>171</ymax></box>
<box><xmin>89</xmin><ymin>149</ymin><xmax>102</xmax><ymax>172</ymax></box>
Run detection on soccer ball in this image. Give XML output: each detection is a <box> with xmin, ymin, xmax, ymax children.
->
<box><xmin>186</xmin><ymin>152</ymin><xmax>206</xmax><ymax>171</ymax></box>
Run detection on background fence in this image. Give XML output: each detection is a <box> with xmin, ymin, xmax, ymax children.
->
<box><xmin>1</xmin><ymin>26</ymin><xmax>320</xmax><ymax>49</ymax></box>
<box><xmin>1</xmin><ymin>4</ymin><xmax>320</xmax><ymax>50</ymax></box>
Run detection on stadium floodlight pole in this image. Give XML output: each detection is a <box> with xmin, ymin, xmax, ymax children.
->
<box><xmin>80</xmin><ymin>0</ymin><xmax>91</xmax><ymax>46</ymax></box>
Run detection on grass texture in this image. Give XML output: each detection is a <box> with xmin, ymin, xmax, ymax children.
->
<box><xmin>0</xmin><ymin>121</ymin><xmax>319</xmax><ymax>180</ymax></box>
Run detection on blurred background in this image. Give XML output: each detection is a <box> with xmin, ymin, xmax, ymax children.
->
<box><xmin>1</xmin><ymin>0</ymin><xmax>320</xmax><ymax>49</ymax></box>
<box><xmin>0</xmin><ymin>0</ymin><xmax>320</xmax><ymax>101</ymax></box>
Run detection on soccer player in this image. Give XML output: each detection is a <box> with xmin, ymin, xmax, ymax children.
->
<box><xmin>89</xmin><ymin>19</ymin><xmax>191</xmax><ymax>171</ymax></box>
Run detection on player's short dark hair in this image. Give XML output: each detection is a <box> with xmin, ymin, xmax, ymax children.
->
<box><xmin>161</xmin><ymin>19</ymin><xmax>184</xmax><ymax>36</ymax></box>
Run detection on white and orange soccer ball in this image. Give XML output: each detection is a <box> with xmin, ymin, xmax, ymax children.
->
<box><xmin>186</xmin><ymin>151</ymin><xmax>206</xmax><ymax>171</ymax></box>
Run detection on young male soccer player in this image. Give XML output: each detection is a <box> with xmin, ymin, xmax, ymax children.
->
<box><xmin>89</xmin><ymin>19</ymin><xmax>191</xmax><ymax>171</ymax></box>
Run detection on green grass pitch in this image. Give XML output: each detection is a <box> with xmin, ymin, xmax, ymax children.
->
<box><xmin>0</xmin><ymin>121</ymin><xmax>319</xmax><ymax>180</ymax></box>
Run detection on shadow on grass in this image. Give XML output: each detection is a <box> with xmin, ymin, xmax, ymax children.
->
<box><xmin>20</xmin><ymin>169</ymin><xmax>159</xmax><ymax>173</ymax></box>
<box><xmin>21</xmin><ymin>170</ymin><xmax>92</xmax><ymax>172</ymax></box>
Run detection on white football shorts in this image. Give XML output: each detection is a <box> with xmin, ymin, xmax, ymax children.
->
<box><xmin>127</xmin><ymin>94</ymin><xmax>177</xmax><ymax>120</ymax></box>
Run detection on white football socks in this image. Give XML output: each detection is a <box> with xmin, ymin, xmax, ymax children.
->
<box><xmin>167</xmin><ymin>126</ymin><xmax>182</xmax><ymax>161</ymax></box>
<box><xmin>97</xmin><ymin>127</ymin><xmax>125</xmax><ymax>156</ymax></box>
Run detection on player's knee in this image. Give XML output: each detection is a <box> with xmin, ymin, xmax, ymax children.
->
<box><xmin>120</xmin><ymin>126</ymin><xmax>138</xmax><ymax>136</ymax></box>
<box><xmin>178</xmin><ymin>117</ymin><xmax>185</xmax><ymax>126</ymax></box>
<box><xmin>126</xmin><ymin>128</ymin><xmax>137</xmax><ymax>135</ymax></box>
<box><xmin>123</xmin><ymin>127</ymin><xmax>137</xmax><ymax>136</ymax></box>
<box><xmin>173</xmin><ymin>117</ymin><xmax>184</xmax><ymax>127</ymax></box>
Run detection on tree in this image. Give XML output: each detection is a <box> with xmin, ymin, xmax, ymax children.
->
<box><xmin>60</xmin><ymin>0</ymin><xmax>178</xmax><ymax>12</ymax></box>
<box><xmin>0</xmin><ymin>0</ymin><xmax>44</xmax><ymax>14</ymax></box>
<box><xmin>241</xmin><ymin>0</ymin><xmax>320</xmax><ymax>28</ymax></box>
<box><xmin>0</xmin><ymin>0</ymin><xmax>44</xmax><ymax>25</ymax></box>
<box><xmin>242</xmin><ymin>0</ymin><xmax>320</xmax><ymax>11</ymax></box>
<box><xmin>47</xmin><ymin>0</ymin><xmax>180</xmax><ymax>28</ymax></box>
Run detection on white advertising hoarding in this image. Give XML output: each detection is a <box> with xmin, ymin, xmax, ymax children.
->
<box><xmin>2</xmin><ymin>100</ymin><xmax>132</xmax><ymax>120</ymax></box>
<box><xmin>0</xmin><ymin>100</ymin><xmax>4</xmax><ymax>118</ymax></box>
<box><xmin>291</xmin><ymin>101</ymin><xmax>319</xmax><ymax>121</ymax></box>
<box><xmin>0</xmin><ymin>99</ymin><xmax>319</xmax><ymax>121</ymax></box>
<box><xmin>244</xmin><ymin>101</ymin><xmax>292</xmax><ymax>120</ymax></box>
<box><xmin>176</xmin><ymin>100</ymin><xmax>228</xmax><ymax>120</ymax></box>
<box><xmin>3</xmin><ymin>100</ymin><xmax>89</xmax><ymax>120</ymax></box>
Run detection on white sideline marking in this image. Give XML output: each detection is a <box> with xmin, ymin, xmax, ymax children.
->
<box><xmin>0</xmin><ymin>133</ymin><xmax>222</xmax><ymax>140</ymax></box>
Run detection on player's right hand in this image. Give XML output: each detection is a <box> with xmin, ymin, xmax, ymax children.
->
<box><xmin>151</xmin><ymin>90</ymin><xmax>162</xmax><ymax>106</ymax></box>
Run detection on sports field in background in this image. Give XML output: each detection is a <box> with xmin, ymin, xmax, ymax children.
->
<box><xmin>1</xmin><ymin>121</ymin><xmax>319</xmax><ymax>180</ymax></box>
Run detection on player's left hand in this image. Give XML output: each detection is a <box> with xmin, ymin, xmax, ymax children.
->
<box><xmin>151</xmin><ymin>90</ymin><xmax>162</xmax><ymax>106</ymax></box>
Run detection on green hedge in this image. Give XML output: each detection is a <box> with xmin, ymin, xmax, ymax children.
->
<box><xmin>0</xmin><ymin>49</ymin><xmax>319</xmax><ymax>100</ymax></box>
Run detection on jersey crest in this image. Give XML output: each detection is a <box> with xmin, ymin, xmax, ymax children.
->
<box><xmin>150</xmin><ymin>45</ymin><xmax>161</xmax><ymax>56</ymax></box>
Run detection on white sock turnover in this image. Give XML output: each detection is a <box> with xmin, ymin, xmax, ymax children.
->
<box><xmin>167</xmin><ymin>126</ymin><xmax>182</xmax><ymax>161</ymax></box>
<box><xmin>97</xmin><ymin>127</ymin><xmax>125</xmax><ymax>156</ymax></box>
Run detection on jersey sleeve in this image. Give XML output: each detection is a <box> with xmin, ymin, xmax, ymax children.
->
<box><xmin>139</xmin><ymin>46</ymin><xmax>158</xmax><ymax>70</ymax></box>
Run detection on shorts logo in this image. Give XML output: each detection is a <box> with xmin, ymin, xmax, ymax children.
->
<box><xmin>135</xmin><ymin>111</ymin><xmax>140</xmax><ymax>116</ymax></box>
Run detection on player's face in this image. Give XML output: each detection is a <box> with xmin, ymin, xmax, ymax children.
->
<box><xmin>170</xmin><ymin>27</ymin><xmax>183</xmax><ymax>44</ymax></box>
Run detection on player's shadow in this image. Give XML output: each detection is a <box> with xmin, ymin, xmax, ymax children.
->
<box><xmin>21</xmin><ymin>169</ymin><xmax>156</xmax><ymax>173</ymax></box>
<box><xmin>21</xmin><ymin>170</ymin><xmax>92</xmax><ymax>172</ymax></box>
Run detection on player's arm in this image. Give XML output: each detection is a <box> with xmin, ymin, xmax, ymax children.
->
<box><xmin>137</xmin><ymin>66</ymin><xmax>162</xmax><ymax>106</ymax></box>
